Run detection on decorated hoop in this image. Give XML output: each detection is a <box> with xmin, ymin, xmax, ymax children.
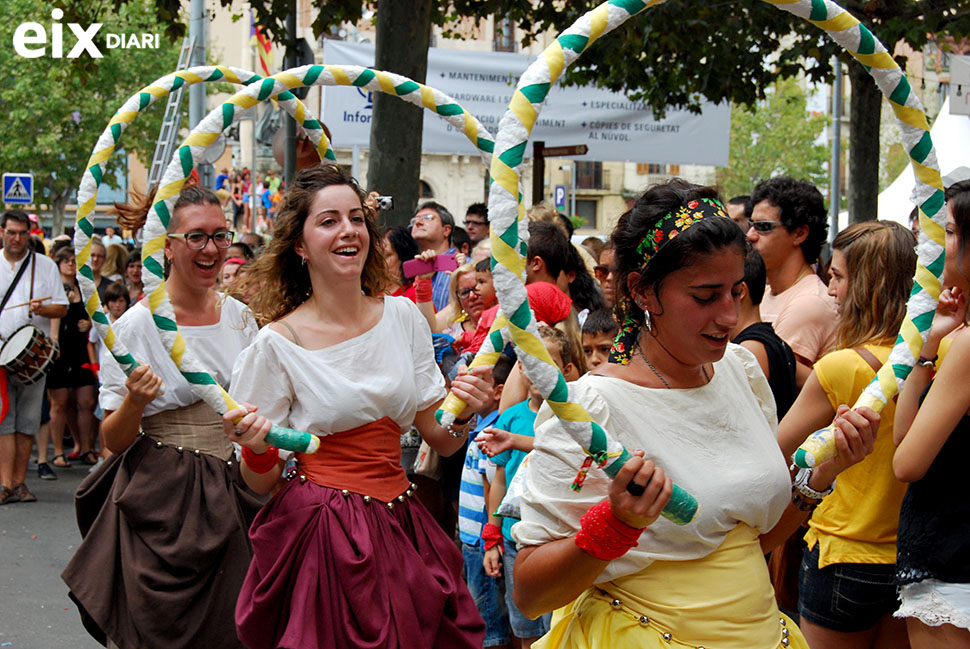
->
<box><xmin>441</xmin><ymin>0</ymin><xmax>944</xmax><ymax>523</ymax></box>
<box><xmin>138</xmin><ymin>64</ymin><xmax>496</xmax><ymax>452</ymax></box>
<box><xmin>73</xmin><ymin>65</ymin><xmax>333</xmax><ymax>452</ymax></box>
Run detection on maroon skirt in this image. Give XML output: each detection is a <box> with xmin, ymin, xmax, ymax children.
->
<box><xmin>236</xmin><ymin>478</ymin><xmax>485</xmax><ymax>649</ymax></box>
<box><xmin>61</xmin><ymin>434</ymin><xmax>264</xmax><ymax>649</ymax></box>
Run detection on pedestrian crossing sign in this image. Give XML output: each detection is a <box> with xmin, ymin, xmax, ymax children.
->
<box><xmin>2</xmin><ymin>173</ymin><xmax>33</xmax><ymax>205</ymax></box>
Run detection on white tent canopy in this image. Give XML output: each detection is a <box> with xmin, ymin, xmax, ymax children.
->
<box><xmin>838</xmin><ymin>97</ymin><xmax>970</xmax><ymax>231</ymax></box>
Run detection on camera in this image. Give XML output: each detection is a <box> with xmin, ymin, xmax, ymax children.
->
<box><xmin>375</xmin><ymin>195</ymin><xmax>394</xmax><ymax>211</ymax></box>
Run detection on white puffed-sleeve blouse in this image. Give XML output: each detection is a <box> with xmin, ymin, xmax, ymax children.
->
<box><xmin>512</xmin><ymin>343</ymin><xmax>791</xmax><ymax>582</ymax></box>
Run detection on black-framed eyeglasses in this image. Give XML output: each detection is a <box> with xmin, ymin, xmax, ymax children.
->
<box><xmin>465</xmin><ymin>219</ymin><xmax>488</xmax><ymax>227</ymax></box>
<box><xmin>456</xmin><ymin>288</ymin><xmax>475</xmax><ymax>299</ymax></box>
<box><xmin>167</xmin><ymin>230</ymin><xmax>235</xmax><ymax>250</ymax></box>
<box><xmin>748</xmin><ymin>220</ymin><xmax>784</xmax><ymax>233</ymax></box>
<box><xmin>3</xmin><ymin>229</ymin><xmax>29</xmax><ymax>238</ymax></box>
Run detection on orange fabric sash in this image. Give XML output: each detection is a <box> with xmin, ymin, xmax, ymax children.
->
<box><xmin>296</xmin><ymin>416</ymin><xmax>410</xmax><ymax>503</ymax></box>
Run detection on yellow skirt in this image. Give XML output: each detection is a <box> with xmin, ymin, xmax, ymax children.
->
<box><xmin>535</xmin><ymin>524</ymin><xmax>808</xmax><ymax>649</ymax></box>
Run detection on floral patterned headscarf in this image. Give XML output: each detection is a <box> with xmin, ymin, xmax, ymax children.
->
<box><xmin>609</xmin><ymin>197</ymin><xmax>729</xmax><ymax>365</ymax></box>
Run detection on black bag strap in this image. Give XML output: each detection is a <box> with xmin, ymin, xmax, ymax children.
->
<box><xmin>0</xmin><ymin>250</ymin><xmax>33</xmax><ymax>313</ymax></box>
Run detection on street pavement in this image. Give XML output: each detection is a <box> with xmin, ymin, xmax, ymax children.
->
<box><xmin>0</xmin><ymin>459</ymin><xmax>102</xmax><ymax>649</ymax></box>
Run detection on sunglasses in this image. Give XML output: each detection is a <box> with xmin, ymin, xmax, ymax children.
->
<box><xmin>593</xmin><ymin>265</ymin><xmax>612</xmax><ymax>280</ymax></box>
<box><xmin>748</xmin><ymin>220</ymin><xmax>785</xmax><ymax>233</ymax></box>
<box><xmin>465</xmin><ymin>219</ymin><xmax>488</xmax><ymax>227</ymax></box>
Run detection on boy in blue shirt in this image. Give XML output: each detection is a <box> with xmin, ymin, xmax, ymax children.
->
<box><xmin>458</xmin><ymin>353</ymin><xmax>515</xmax><ymax>648</ymax></box>
<box><xmin>482</xmin><ymin>326</ymin><xmax>577</xmax><ymax>648</ymax></box>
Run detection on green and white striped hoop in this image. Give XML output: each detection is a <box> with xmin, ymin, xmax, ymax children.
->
<box><xmin>474</xmin><ymin>0</ymin><xmax>944</xmax><ymax>521</ymax></box>
<box><xmin>139</xmin><ymin>64</ymin><xmax>497</xmax><ymax>451</ymax></box>
<box><xmin>73</xmin><ymin>65</ymin><xmax>331</xmax><ymax>452</ymax></box>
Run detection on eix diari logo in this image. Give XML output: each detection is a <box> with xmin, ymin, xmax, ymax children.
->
<box><xmin>13</xmin><ymin>8</ymin><xmax>159</xmax><ymax>58</ymax></box>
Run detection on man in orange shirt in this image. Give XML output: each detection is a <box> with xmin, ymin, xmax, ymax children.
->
<box><xmin>746</xmin><ymin>177</ymin><xmax>837</xmax><ymax>388</ymax></box>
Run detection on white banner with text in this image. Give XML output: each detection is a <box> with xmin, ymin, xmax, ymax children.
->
<box><xmin>322</xmin><ymin>41</ymin><xmax>729</xmax><ymax>166</ymax></box>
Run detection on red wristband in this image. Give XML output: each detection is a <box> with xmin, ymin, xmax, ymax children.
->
<box><xmin>574</xmin><ymin>500</ymin><xmax>645</xmax><ymax>561</ymax></box>
<box><xmin>241</xmin><ymin>445</ymin><xmax>279</xmax><ymax>474</ymax></box>
<box><xmin>482</xmin><ymin>523</ymin><xmax>504</xmax><ymax>553</ymax></box>
<box><xmin>414</xmin><ymin>278</ymin><xmax>433</xmax><ymax>303</ymax></box>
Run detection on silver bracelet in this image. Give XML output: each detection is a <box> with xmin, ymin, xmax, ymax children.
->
<box><xmin>446</xmin><ymin>419</ymin><xmax>471</xmax><ymax>439</ymax></box>
<box><xmin>793</xmin><ymin>468</ymin><xmax>835</xmax><ymax>501</ymax></box>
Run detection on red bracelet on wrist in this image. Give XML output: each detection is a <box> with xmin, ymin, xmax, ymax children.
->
<box><xmin>574</xmin><ymin>500</ymin><xmax>645</xmax><ymax>561</ymax></box>
<box><xmin>241</xmin><ymin>445</ymin><xmax>279</xmax><ymax>474</ymax></box>
<box><xmin>414</xmin><ymin>278</ymin><xmax>433</xmax><ymax>303</ymax></box>
<box><xmin>482</xmin><ymin>523</ymin><xmax>504</xmax><ymax>553</ymax></box>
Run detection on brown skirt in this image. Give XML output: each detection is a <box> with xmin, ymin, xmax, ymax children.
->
<box><xmin>61</xmin><ymin>433</ymin><xmax>265</xmax><ymax>649</ymax></box>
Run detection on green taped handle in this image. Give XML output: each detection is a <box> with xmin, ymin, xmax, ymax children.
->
<box><xmin>265</xmin><ymin>425</ymin><xmax>320</xmax><ymax>454</ymax></box>
<box><xmin>603</xmin><ymin>448</ymin><xmax>700</xmax><ymax>525</ymax></box>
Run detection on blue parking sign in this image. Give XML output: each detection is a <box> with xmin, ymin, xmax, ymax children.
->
<box><xmin>3</xmin><ymin>173</ymin><xmax>33</xmax><ymax>205</ymax></box>
<box><xmin>554</xmin><ymin>185</ymin><xmax>566</xmax><ymax>209</ymax></box>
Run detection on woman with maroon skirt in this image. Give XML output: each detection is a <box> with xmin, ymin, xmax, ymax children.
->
<box><xmin>226</xmin><ymin>165</ymin><xmax>488</xmax><ymax>649</ymax></box>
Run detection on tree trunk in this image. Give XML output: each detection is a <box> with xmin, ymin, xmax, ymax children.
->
<box><xmin>50</xmin><ymin>184</ymin><xmax>68</xmax><ymax>237</ymax></box>
<box><xmin>846</xmin><ymin>63</ymin><xmax>882</xmax><ymax>224</ymax></box>
<box><xmin>368</xmin><ymin>0</ymin><xmax>433</xmax><ymax>228</ymax></box>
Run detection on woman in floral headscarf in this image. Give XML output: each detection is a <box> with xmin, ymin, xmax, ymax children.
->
<box><xmin>508</xmin><ymin>179</ymin><xmax>880</xmax><ymax>649</ymax></box>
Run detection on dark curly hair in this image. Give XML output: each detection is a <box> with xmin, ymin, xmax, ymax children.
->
<box><xmin>750</xmin><ymin>176</ymin><xmax>828</xmax><ymax>264</ymax></box>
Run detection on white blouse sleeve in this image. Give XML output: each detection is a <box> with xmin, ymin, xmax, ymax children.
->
<box><xmin>400</xmin><ymin>298</ymin><xmax>446</xmax><ymax>411</ymax></box>
<box><xmin>230</xmin><ymin>335</ymin><xmax>294</xmax><ymax>428</ymax></box>
<box><xmin>512</xmin><ymin>380</ymin><xmax>613</xmax><ymax>548</ymax></box>
<box><xmin>98</xmin><ymin>338</ymin><xmax>127</xmax><ymax>412</ymax></box>
<box><xmin>727</xmin><ymin>343</ymin><xmax>778</xmax><ymax>434</ymax></box>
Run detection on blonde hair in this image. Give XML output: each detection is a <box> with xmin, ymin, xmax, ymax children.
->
<box><xmin>832</xmin><ymin>221</ymin><xmax>916</xmax><ymax>349</ymax></box>
<box><xmin>537</xmin><ymin>325</ymin><xmax>572</xmax><ymax>369</ymax></box>
<box><xmin>447</xmin><ymin>263</ymin><xmax>477</xmax><ymax>323</ymax></box>
<box><xmin>102</xmin><ymin>243</ymin><xmax>129</xmax><ymax>278</ymax></box>
<box><xmin>528</xmin><ymin>203</ymin><xmax>570</xmax><ymax>238</ymax></box>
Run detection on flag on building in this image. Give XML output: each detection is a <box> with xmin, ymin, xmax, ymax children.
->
<box><xmin>250</xmin><ymin>10</ymin><xmax>275</xmax><ymax>77</ymax></box>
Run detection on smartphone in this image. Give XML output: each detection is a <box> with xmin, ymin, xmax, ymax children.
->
<box><xmin>402</xmin><ymin>253</ymin><xmax>459</xmax><ymax>278</ymax></box>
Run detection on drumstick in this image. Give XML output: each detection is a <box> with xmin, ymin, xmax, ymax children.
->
<box><xmin>3</xmin><ymin>296</ymin><xmax>51</xmax><ymax>311</ymax></box>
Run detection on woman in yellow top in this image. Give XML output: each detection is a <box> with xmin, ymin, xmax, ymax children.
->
<box><xmin>778</xmin><ymin>221</ymin><xmax>918</xmax><ymax>649</ymax></box>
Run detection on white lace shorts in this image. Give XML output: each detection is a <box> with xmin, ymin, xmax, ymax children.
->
<box><xmin>895</xmin><ymin>579</ymin><xmax>970</xmax><ymax>629</ymax></box>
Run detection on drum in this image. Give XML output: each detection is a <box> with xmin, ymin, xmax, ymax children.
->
<box><xmin>0</xmin><ymin>324</ymin><xmax>58</xmax><ymax>385</ymax></box>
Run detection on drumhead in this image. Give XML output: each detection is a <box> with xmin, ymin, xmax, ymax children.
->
<box><xmin>0</xmin><ymin>326</ymin><xmax>38</xmax><ymax>365</ymax></box>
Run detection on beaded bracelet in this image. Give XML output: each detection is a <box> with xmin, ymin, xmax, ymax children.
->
<box><xmin>575</xmin><ymin>500</ymin><xmax>645</xmax><ymax>561</ymax></box>
<box><xmin>241</xmin><ymin>445</ymin><xmax>280</xmax><ymax>474</ymax></box>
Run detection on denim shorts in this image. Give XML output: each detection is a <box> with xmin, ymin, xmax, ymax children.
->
<box><xmin>0</xmin><ymin>378</ymin><xmax>45</xmax><ymax>435</ymax></box>
<box><xmin>503</xmin><ymin>539</ymin><xmax>551</xmax><ymax>640</ymax></box>
<box><xmin>798</xmin><ymin>543</ymin><xmax>901</xmax><ymax>632</ymax></box>
<box><xmin>462</xmin><ymin>543</ymin><xmax>511</xmax><ymax>647</ymax></box>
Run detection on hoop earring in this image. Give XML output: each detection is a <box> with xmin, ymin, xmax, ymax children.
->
<box><xmin>301</xmin><ymin>256</ymin><xmax>307</xmax><ymax>266</ymax></box>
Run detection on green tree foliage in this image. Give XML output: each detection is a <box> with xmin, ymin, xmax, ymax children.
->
<box><xmin>717</xmin><ymin>78</ymin><xmax>829</xmax><ymax>199</ymax></box>
<box><xmin>0</xmin><ymin>0</ymin><xmax>178</xmax><ymax>234</ymax></box>
<box><xmin>142</xmin><ymin>0</ymin><xmax>970</xmax><ymax>222</ymax></box>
